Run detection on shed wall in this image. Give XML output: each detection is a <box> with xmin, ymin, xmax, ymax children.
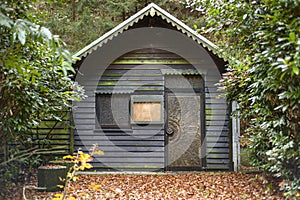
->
<box><xmin>73</xmin><ymin>27</ymin><xmax>230</xmax><ymax>170</ymax></box>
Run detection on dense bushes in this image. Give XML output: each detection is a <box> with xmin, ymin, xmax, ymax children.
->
<box><xmin>186</xmin><ymin>0</ymin><xmax>299</xmax><ymax>197</ymax></box>
<box><xmin>0</xmin><ymin>0</ymin><xmax>84</xmax><ymax>195</ymax></box>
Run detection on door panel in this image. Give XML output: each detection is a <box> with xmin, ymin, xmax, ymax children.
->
<box><xmin>166</xmin><ymin>94</ymin><xmax>201</xmax><ymax>168</ymax></box>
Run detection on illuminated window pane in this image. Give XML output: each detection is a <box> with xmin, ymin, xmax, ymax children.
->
<box><xmin>133</xmin><ymin>102</ymin><xmax>161</xmax><ymax>122</ymax></box>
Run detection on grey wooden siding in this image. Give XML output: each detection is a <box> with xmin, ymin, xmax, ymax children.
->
<box><xmin>73</xmin><ymin>25</ymin><xmax>230</xmax><ymax>171</ymax></box>
<box><xmin>80</xmin><ymin>49</ymin><xmax>193</xmax><ymax>171</ymax></box>
<box><xmin>205</xmin><ymin>81</ymin><xmax>230</xmax><ymax>170</ymax></box>
<box><xmin>74</xmin><ymin>48</ymin><xmax>230</xmax><ymax>170</ymax></box>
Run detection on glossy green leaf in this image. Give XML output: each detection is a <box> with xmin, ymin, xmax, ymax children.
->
<box><xmin>17</xmin><ymin>28</ymin><xmax>26</xmax><ymax>45</ymax></box>
<box><xmin>292</xmin><ymin>65</ymin><xmax>299</xmax><ymax>75</ymax></box>
<box><xmin>0</xmin><ymin>12</ymin><xmax>12</xmax><ymax>28</ymax></box>
<box><xmin>40</xmin><ymin>27</ymin><xmax>52</xmax><ymax>40</ymax></box>
<box><xmin>288</xmin><ymin>32</ymin><xmax>296</xmax><ymax>43</ymax></box>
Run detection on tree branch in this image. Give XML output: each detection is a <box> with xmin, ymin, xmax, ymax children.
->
<box><xmin>0</xmin><ymin>146</ymin><xmax>65</xmax><ymax>166</ymax></box>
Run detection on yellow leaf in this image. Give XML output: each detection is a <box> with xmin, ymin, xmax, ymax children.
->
<box><xmin>78</xmin><ymin>192</ymin><xmax>87</xmax><ymax>197</ymax></box>
<box><xmin>93</xmin><ymin>184</ymin><xmax>101</xmax><ymax>191</ymax></box>
<box><xmin>59</xmin><ymin>176</ymin><xmax>65</xmax><ymax>182</ymax></box>
<box><xmin>85</xmin><ymin>163</ymin><xmax>93</xmax><ymax>169</ymax></box>
<box><xmin>63</xmin><ymin>155</ymin><xmax>75</xmax><ymax>160</ymax></box>
<box><xmin>53</xmin><ymin>193</ymin><xmax>63</xmax><ymax>200</ymax></box>
<box><xmin>88</xmin><ymin>183</ymin><xmax>95</xmax><ymax>189</ymax></box>
<box><xmin>72</xmin><ymin>160</ymin><xmax>79</xmax><ymax>164</ymax></box>
<box><xmin>94</xmin><ymin>150</ymin><xmax>104</xmax><ymax>155</ymax></box>
<box><xmin>57</xmin><ymin>184</ymin><xmax>64</xmax><ymax>189</ymax></box>
<box><xmin>79</xmin><ymin>153</ymin><xmax>91</xmax><ymax>162</ymax></box>
<box><xmin>79</xmin><ymin>165</ymin><xmax>85</xmax><ymax>170</ymax></box>
<box><xmin>67</xmin><ymin>172</ymin><xmax>72</xmax><ymax>178</ymax></box>
<box><xmin>69</xmin><ymin>197</ymin><xmax>76</xmax><ymax>200</ymax></box>
<box><xmin>72</xmin><ymin>176</ymin><xmax>79</xmax><ymax>181</ymax></box>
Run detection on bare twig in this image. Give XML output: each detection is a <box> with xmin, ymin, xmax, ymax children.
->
<box><xmin>0</xmin><ymin>146</ymin><xmax>65</xmax><ymax>166</ymax></box>
<box><xmin>23</xmin><ymin>185</ymin><xmax>47</xmax><ymax>200</ymax></box>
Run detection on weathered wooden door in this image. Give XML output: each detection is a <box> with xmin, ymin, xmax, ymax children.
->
<box><xmin>165</xmin><ymin>72</ymin><xmax>204</xmax><ymax>170</ymax></box>
<box><xmin>165</xmin><ymin>75</ymin><xmax>203</xmax><ymax>170</ymax></box>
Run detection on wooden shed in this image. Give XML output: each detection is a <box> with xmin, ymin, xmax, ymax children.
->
<box><xmin>72</xmin><ymin>3</ymin><xmax>234</xmax><ymax>171</ymax></box>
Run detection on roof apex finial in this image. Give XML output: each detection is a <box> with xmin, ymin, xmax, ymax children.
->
<box><xmin>150</xmin><ymin>7</ymin><xmax>156</xmax><ymax>17</ymax></box>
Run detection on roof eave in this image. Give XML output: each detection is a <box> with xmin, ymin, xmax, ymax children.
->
<box><xmin>73</xmin><ymin>4</ymin><xmax>153</xmax><ymax>59</ymax></box>
<box><xmin>73</xmin><ymin>3</ymin><xmax>223</xmax><ymax>62</ymax></box>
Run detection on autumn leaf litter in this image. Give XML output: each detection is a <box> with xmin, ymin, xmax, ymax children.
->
<box><xmin>61</xmin><ymin>172</ymin><xmax>282</xmax><ymax>199</ymax></box>
<box><xmin>9</xmin><ymin>171</ymin><xmax>284</xmax><ymax>199</ymax></box>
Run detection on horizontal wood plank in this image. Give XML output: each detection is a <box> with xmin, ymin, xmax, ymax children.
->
<box><xmin>206</xmin><ymin>148</ymin><xmax>230</xmax><ymax>153</ymax></box>
<box><xmin>207</xmin><ymin>154</ymin><xmax>229</xmax><ymax>159</ymax></box>
<box><xmin>206</xmin><ymin>159</ymin><xmax>230</xmax><ymax>164</ymax></box>
<box><xmin>75</xmin><ymin>145</ymin><xmax>165</xmax><ymax>152</ymax></box>
<box><xmin>206</xmin><ymin>137</ymin><xmax>229</xmax><ymax>143</ymax></box>
<box><xmin>95</xmin><ymin>157</ymin><xmax>164</xmax><ymax>163</ymax></box>
<box><xmin>206</xmin><ymin>143</ymin><xmax>229</xmax><ymax>148</ymax></box>
<box><xmin>93</xmin><ymin>162</ymin><xmax>164</xmax><ymax>168</ymax></box>
<box><xmin>74</xmin><ymin>135</ymin><xmax>164</xmax><ymax>141</ymax></box>
<box><xmin>206</xmin><ymin>164</ymin><xmax>229</xmax><ymax>170</ymax></box>
<box><xmin>95</xmin><ymin>152</ymin><xmax>164</xmax><ymax>158</ymax></box>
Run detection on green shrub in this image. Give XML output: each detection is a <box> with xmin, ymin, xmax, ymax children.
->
<box><xmin>187</xmin><ymin>0</ymin><xmax>300</xmax><ymax>197</ymax></box>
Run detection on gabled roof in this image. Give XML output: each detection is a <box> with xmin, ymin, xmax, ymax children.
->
<box><xmin>73</xmin><ymin>3</ymin><xmax>222</xmax><ymax>61</ymax></box>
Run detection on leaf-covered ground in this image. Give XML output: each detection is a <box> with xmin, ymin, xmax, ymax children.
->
<box><xmin>7</xmin><ymin>171</ymin><xmax>284</xmax><ymax>199</ymax></box>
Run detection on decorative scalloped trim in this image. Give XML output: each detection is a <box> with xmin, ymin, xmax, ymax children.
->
<box><xmin>73</xmin><ymin>3</ymin><xmax>226</xmax><ymax>63</ymax></box>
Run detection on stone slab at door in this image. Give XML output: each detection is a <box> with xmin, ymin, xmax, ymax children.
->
<box><xmin>166</xmin><ymin>93</ymin><xmax>201</xmax><ymax>169</ymax></box>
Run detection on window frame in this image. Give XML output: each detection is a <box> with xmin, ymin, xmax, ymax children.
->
<box><xmin>130</xmin><ymin>95</ymin><xmax>164</xmax><ymax>125</ymax></box>
<box><xmin>96</xmin><ymin>93</ymin><xmax>131</xmax><ymax>129</ymax></box>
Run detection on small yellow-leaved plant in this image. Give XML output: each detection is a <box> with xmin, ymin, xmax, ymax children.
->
<box><xmin>53</xmin><ymin>144</ymin><xmax>104</xmax><ymax>200</ymax></box>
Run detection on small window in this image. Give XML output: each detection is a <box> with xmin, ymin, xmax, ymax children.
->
<box><xmin>96</xmin><ymin>94</ymin><xmax>130</xmax><ymax>128</ymax></box>
<box><xmin>133</xmin><ymin>102</ymin><xmax>161</xmax><ymax>122</ymax></box>
<box><xmin>131</xmin><ymin>95</ymin><xmax>163</xmax><ymax>124</ymax></box>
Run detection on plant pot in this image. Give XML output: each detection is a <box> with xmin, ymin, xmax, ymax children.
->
<box><xmin>38</xmin><ymin>165</ymin><xmax>67</xmax><ymax>192</ymax></box>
